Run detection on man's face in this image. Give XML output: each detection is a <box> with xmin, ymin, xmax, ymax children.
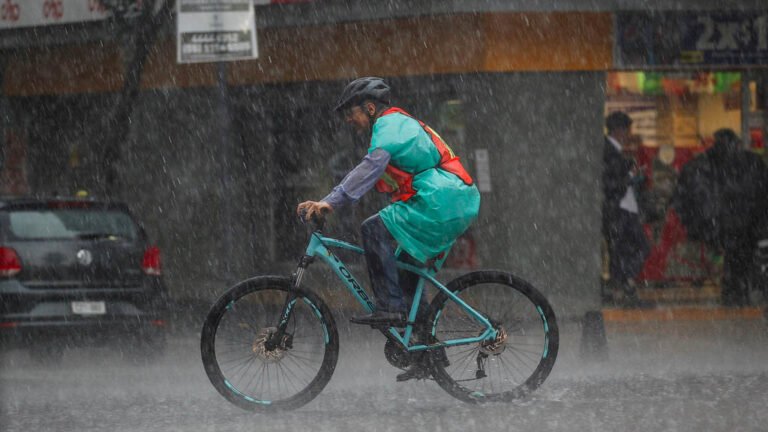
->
<box><xmin>342</xmin><ymin>103</ymin><xmax>373</xmax><ymax>137</ymax></box>
<box><xmin>612</xmin><ymin>125</ymin><xmax>631</xmax><ymax>144</ymax></box>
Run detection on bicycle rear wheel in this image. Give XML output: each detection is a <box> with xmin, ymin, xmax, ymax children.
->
<box><xmin>428</xmin><ymin>270</ymin><xmax>558</xmax><ymax>403</ymax></box>
<box><xmin>201</xmin><ymin>276</ymin><xmax>339</xmax><ymax>411</ymax></box>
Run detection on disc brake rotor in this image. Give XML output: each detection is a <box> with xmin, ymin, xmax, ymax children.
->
<box><xmin>252</xmin><ymin>327</ymin><xmax>287</xmax><ymax>362</ymax></box>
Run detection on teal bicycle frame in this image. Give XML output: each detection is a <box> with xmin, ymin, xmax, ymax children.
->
<box><xmin>299</xmin><ymin>231</ymin><xmax>498</xmax><ymax>352</ymax></box>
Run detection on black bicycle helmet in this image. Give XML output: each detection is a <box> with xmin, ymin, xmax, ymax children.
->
<box><xmin>334</xmin><ymin>77</ymin><xmax>391</xmax><ymax>112</ymax></box>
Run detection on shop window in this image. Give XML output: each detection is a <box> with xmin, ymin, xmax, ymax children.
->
<box><xmin>604</xmin><ymin>70</ymin><xmax>768</xmax><ymax>296</ymax></box>
<box><xmin>603</xmin><ymin>71</ymin><xmax>750</xmax><ymax>290</ymax></box>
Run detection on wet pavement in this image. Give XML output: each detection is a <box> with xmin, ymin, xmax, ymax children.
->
<box><xmin>1</xmin><ymin>313</ymin><xmax>767</xmax><ymax>432</ymax></box>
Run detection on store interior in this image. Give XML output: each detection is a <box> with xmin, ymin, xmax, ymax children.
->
<box><xmin>604</xmin><ymin>71</ymin><xmax>767</xmax><ymax>291</ymax></box>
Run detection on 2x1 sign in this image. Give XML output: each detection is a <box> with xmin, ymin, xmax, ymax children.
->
<box><xmin>616</xmin><ymin>11</ymin><xmax>768</xmax><ymax>67</ymax></box>
<box><xmin>177</xmin><ymin>0</ymin><xmax>257</xmax><ymax>63</ymax></box>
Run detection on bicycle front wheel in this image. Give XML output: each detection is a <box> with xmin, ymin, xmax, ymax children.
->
<box><xmin>428</xmin><ymin>271</ymin><xmax>558</xmax><ymax>403</ymax></box>
<box><xmin>200</xmin><ymin>276</ymin><xmax>339</xmax><ymax>411</ymax></box>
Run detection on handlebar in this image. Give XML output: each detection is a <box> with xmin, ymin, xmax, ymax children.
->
<box><xmin>298</xmin><ymin>209</ymin><xmax>326</xmax><ymax>232</ymax></box>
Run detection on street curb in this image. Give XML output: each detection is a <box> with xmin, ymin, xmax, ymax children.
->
<box><xmin>601</xmin><ymin>306</ymin><xmax>766</xmax><ymax>323</ymax></box>
<box><xmin>579</xmin><ymin>306</ymin><xmax>766</xmax><ymax>362</ymax></box>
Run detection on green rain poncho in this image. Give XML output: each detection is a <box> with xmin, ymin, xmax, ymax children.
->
<box><xmin>371</xmin><ymin>111</ymin><xmax>481</xmax><ymax>263</ymax></box>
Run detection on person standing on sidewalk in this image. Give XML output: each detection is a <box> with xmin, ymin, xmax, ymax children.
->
<box><xmin>673</xmin><ymin>128</ymin><xmax>768</xmax><ymax>306</ymax></box>
<box><xmin>601</xmin><ymin>111</ymin><xmax>650</xmax><ymax>306</ymax></box>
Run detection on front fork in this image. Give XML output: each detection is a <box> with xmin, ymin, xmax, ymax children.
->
<box><xmin>265</xmin><ymin>255</ymin><xmax>314</xmax><ymax>351</ymax></box>
<box><xmin>291</xmin><ymin>254</ymin><xmax>314</xmax><ymax>289</ymax></box>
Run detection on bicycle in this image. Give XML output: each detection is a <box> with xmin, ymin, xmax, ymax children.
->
<box><xmin>200</xmin><ymin>216</ymin><xmax>559</xmax><ymax>411</ymax></box>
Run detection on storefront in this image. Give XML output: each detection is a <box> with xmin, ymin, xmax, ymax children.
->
<box><xmin>0</xmin><ymin>7</ymin><xmax>612</xmax><ymax>314</ymax></box>
<box><xmin>1</xmin><ymin>2</ymin><xmax>766</xmax><ymax>313</ymax></box>
<box><xmin>604</xmin><ymin>10</ymin><xmax>768</xmax><ymax>297</ymax></box>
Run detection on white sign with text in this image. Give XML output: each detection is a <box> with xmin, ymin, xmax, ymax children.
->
<box><xmin>177</xmin><ymin>0</ymin><xmax>257</xmax><ymax>63</ymax></box>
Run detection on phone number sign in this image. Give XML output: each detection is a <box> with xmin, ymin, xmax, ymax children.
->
<box><xmin>177</xmin><ymin>0</ymin><xmax>257</xmax><ymax>63</ymax></box>
<box><xmin>616</xmin><ymin>11</ymin><xmax>768</xmax><ymax>67</ymax></box>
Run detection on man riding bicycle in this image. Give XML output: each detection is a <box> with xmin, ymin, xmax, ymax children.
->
<box><xmin>297</xmin><ymin>77</ymin><xmax>480</xmax><ymax>380</ymax></box>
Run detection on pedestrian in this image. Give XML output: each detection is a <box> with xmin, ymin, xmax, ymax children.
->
<box><xmin>296</xmin><ymin>77</ymin><xmax>480</xmax><ymax>380</ymax></box>
<box><xmin>601</xmin><ymin>111</ymin><xmax>650</xmax><ymax>306</ymax></box>
<box><xmin>673</xmin><ymin>128</ymin><xmax>768</xmax><ymax>306</ymax></box>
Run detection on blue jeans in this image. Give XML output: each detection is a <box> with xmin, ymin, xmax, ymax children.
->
<box><xmin>361</xmin><ymin>214</ymin><xmax>428</xmax><ymax>315</ymax></box>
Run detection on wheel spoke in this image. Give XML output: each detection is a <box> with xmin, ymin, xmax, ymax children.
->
<box><xmin>201</xmin><ymin>281</ymin><xmax>338</xmax><ymax>410</ymax></box>
<box><xmin>429</xmin><ymin>274</ymin><xmax>558</xmax><ymax>402</ymax></box>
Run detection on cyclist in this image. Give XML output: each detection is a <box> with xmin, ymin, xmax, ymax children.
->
<box><xmin>297</xmin><ymin>77</ymin><xmax>480</xmax><ymax>379</ymax></box>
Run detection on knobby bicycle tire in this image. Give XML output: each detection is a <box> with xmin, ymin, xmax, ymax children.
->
<box><xmin>427</xmin><ymin>270</ymin><xmax>559</xmax><ymax>403</ymax></box>
<box><xmin>200</xmin><ymin>276</ymin><xmax>339</xmax><ymax>411</ymax></box>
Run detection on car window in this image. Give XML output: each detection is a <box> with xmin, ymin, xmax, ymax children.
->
<box><xmin>7</xmin><ymin>210</ymin><xmax>138</xmax><ymax>241</ymax></box>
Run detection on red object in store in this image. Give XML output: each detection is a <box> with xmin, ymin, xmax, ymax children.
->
<box><xmin>661</xmin><ymin>78</ymin><xmax>688</xmax><ymax>96</ymax></box>
<box><xmin>750</xmin><ymin>128</ymin><xmax>764</xmax><ymax>150</ymax></box>
<box><xmin>633</xmin><ymin>144</ymin><xmax>698</xmax><ymax>180</ymax></box>
<box><xmin>635</xmin><ymin>145</ymin><xmax>710</xmax><ymax>284</ymax></box>
<box><xmin>636</xmin><ymin>146</ymin><xmax>656</xmax><ymax>177</ymax></box>
<box><xmin>671</xmin><ymin>147</ymin><xmax>697</xmax><ymax>170</ymax></box>
<box><xmin>637</xmin><ymin>210</ymin><xmax>688</xmax><ymax>282</ymax></box>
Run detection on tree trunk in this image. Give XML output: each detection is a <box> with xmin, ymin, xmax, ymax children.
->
<box><xmin>101</xmin><ymin>0</ymin><xmax>175</xmax><ymax>197</ymax></box>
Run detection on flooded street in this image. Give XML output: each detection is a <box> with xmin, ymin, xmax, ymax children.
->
<box><xmin>2</xmin><ymin>316</ymin><xmax>767</xmax><ymax>432</ymax></box>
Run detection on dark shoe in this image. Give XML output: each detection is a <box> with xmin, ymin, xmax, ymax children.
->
<box><xmin>721</xmin><ymin>293</ymin><xmax>748</xmax><ymax>307</ymax></box>
<box><xmin>418</xmin><ymin>335</ymin><xmax>449</xmax><ymax>368</ymax></box>
<box><xmin>430</xmin><ymin>346</ymin><xmax>449</xmax><ymax>368</ymax></box>
<box><xmin>621</xmin><ymin>295</ymin><xmax>640</xmax><ymax>308</ymax></box>
<box><xmin>396</xmin><ymin>362</ymin><xmax>432</xmax><ymax>382</ymax></box>
<box><xmin>600</xmin><ymin>282</ymin><xmax>614</xmax><ymax>306</ymax></box>
<box><xmin>621</xmin><ymin>283</ymin><xmax>640</xmax><ymax>308</ymax></box>
<box><xmin>350</xmin><ymin>310</ymin><xmax>406</xmax><ymax>326</ymax></box>
<box><xmin>601</xmin><ymin>278</ymin><xmax>620</xmax><ymax>307</ymax></box>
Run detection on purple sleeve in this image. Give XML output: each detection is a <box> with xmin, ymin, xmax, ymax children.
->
<box><xmin>322</xmin><ymin>148</ymin><xmax>390</xmax><ymax>208</ymax></box>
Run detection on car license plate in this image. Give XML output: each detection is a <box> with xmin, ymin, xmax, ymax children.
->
<box><xmin>71</xmin><ymin>301</ymin><xmax>106</xmax><ymax>315</ymax></box>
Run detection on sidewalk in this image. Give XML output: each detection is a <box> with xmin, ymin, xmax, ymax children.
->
<box><xmin>601</xmin><ymin>282</ymin><xmax>766</xmax><ymax>321</ymax></box>
<box><xmin>602</xmin><ymin>305</ymin><xmax>764</xmax><ymax>323</ymax></box>
<box><xmin>580</xmin><ymin>283</ymin><xmax>767</xmax><ymax>359</ymax></box>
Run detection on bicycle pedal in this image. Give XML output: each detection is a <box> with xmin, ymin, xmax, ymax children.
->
<box><xmin>396</xmin><ymin>366</ymin><xmax>433</xmax><ymax>382</ymax></box>
<box><xmin>349</xmin><ymin>312</ymin><xmax>407</xmax><ymax>327</ymax></box>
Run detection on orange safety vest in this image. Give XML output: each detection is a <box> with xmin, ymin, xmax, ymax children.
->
<box><xmin>375</xmin><ymin>107</ymin><xmax>474</xmax><ymax>202</ymax></box>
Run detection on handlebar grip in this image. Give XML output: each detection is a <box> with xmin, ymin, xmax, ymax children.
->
<box><xmin>299</xmin><ymin>209</ymin><xmax>326</xmax><ymax>231</ymax></box>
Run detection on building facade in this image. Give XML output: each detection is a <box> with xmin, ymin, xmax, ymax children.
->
<box><xmin>1</xmin><ymin>1</ymin><xmax>766</xmax><ymax>316</ymax></box>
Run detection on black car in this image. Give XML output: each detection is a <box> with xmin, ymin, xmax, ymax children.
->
<box><xmin>0</xmin><ymin>197</ymin><xmax>169</xmax><ymax>361</ymax></box>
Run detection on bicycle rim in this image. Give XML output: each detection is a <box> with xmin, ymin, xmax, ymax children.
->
<box><xmin>429</xmin><ymin>271</ymin><xmax>558</xmax><ymax>403</ymax></box>
<box><xmin>201</xmin><ymin>277</ymin><xmax>339</xmax><ymax>411</ymax></box>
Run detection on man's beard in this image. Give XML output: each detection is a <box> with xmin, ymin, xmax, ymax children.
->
<box><xmin>352</xmin><ymin>126</ymin><xmax>370</xmax><ymax>149</ymax></box>
<box><xmin>353</xmin><ymin>122</ymin><xmax>372</xmax><ymax>139</ymax></box>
